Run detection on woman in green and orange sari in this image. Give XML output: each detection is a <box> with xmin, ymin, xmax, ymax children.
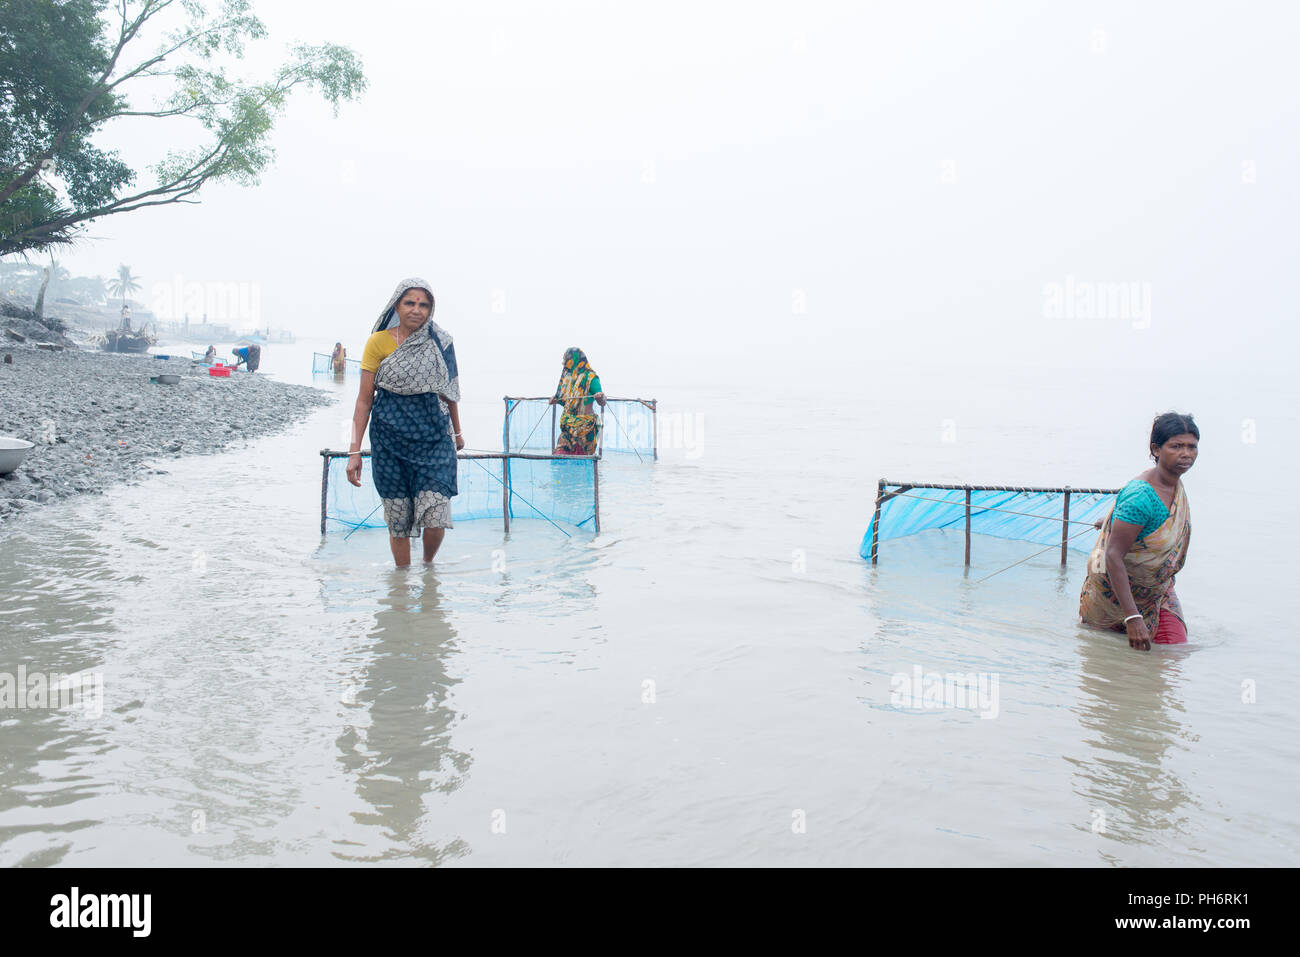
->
<box><xmin>1079</xmin><ymin>412</ymin><xmax>1198</xmax><ymax>651</ymax></box>
<box><xmin>548</xmin><ymin>347</ymin><xmax>606</xmax><ymax>455</ymax></box>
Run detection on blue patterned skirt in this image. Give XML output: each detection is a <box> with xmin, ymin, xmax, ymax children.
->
<box><xmin>370</xmin><ymin>388</ymin><xmax>458</xmax><ymax>537</ymax></box>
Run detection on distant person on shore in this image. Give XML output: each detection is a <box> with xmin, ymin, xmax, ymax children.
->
<box><xmin>1079</xmin><ymin>412</ymin><xmax>1198</xmax><ymax>650</ymax></box>
<box><xmin>548</xmin><ymin>347</ymin><xmax>605</xmax><ymax>454</ymax></box>
<box><xmin>231</xmin><ymin>344</ymin><xmax>261</xmax><ymax>372</ymax></box>
<box><xmin>331</xmin><ymin>342</ymin><xmax>347</xmax><ymax>375</ymax></box>
<box><xmin>119</xmin><ymin>304</ymin><xmax>132</xmax><ymax>332</ymax></box>
<box><xmin>346</xmin><ymin>278</ymin><xmax>463</xmax><ymax>567</ymax></box>
<box><xmin>203</xmin><ymin>344</ymin><xmax>216</xmax><ymax>364</ymax></box>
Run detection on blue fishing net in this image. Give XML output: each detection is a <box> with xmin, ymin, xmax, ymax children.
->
<box><xmin>322</xmin><ymin>452</ymin><xmax>597</xmax><ymax>534</ymax></box>
<box><xmin>312</xmin><ymin>353</ymin><xmax>361</xmax><ymax>376</ymax></box>
<box><xmin>503</xmin><ymin>397</ymin><xmax>656</xmax><ymax>457</ymax></box>
<box><xmin>859</xmin><ymin>484</ymin><xmax>1119</xmax><ymax>561</ymax></box>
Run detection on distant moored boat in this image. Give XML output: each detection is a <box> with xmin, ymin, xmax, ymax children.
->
<box><xmin>102</xmin><ymin>330</ymin><xmax>154</xmax><ymax>353</ymax></box>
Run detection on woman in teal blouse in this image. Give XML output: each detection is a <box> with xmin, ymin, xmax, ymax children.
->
<box><xmin>1079</xmin><ymin>413</ymin><xmax>1198</xmax><ymax>650</ymax></box>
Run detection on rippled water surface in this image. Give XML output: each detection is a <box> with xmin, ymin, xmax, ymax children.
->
<box><xmin>1</xmin><ymin>345</ymin><xmax>1296</xmax><ymax>866</ymax></box>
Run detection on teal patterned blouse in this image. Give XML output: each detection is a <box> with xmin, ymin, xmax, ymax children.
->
<box><xmin>1112</xmin><ymin>480</ymin><xmax>1170</xmax><ymax>541</ymax></box>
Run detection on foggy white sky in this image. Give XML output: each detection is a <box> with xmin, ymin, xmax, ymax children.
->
<box><xmin>43</xmin><ymin>0</ymin><xmax>1300</xmax><ymax>376</ymax></box>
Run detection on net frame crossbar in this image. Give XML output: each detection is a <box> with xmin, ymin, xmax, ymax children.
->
<box><xmin>868</xmin><ymin>479</ymin><xmax>1122</xmax><ymax>567</ymax></box>
<box><xmin>312</xmin><ymin>353</ymin><xmax>362</xmax><ymax>376</ymax></box>
<box><xmin>502</xmin><ymin>396</ymin><xmax>658</xmax><ymax>459</ymax></box>
<box><xmin>319</xmin><ymin>449</ymin><xmax>600</xmax><ymax>535</ymax></box>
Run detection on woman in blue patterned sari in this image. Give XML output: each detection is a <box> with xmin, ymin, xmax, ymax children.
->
<box><xmin>347</xmin><ymin>278</ymin><xmax>464</xmax><ymax>566</ymax></box>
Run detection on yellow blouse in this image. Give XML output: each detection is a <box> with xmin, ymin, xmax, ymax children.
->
<box><xmin>360</xmin><ymin>330</ymin><xmax>399</xmax><ymax>373</ymax></box>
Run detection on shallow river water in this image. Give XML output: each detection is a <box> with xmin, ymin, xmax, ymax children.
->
<box><xmin>1</xmin><ymin>341</ymin><xmax>1295</xmax><ymax>866</ymax></box>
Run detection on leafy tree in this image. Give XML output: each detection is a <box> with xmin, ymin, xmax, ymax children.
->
<box><xmin>0</xmin><ymin>0</ymin><xmax>367</xmax><ymax>256</ymax></box>
<box><xmin>0</xmin><ymin>262</ymin><xmax>43</xmax><ymax>298</ymax></box>
<box><xmin>59</xmin><ymin>272</ymin><xmax>107</xmax><ymax>304</ymax></box>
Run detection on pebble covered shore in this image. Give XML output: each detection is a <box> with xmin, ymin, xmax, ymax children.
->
<box><xmin>0</xmin><ymin>343</ymin><xmax>334</xmax><ymax>523</ymax></box>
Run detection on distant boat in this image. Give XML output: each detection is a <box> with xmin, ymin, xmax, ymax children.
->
<box><xmin>102</xmin><ymin>329</ymin><xmax>154</xmax><ymax>353</ymax></box>
<box><xmin>236</xmin><ymin>334</ymin><xmax>267</xmax><ymax>346</ymax></box>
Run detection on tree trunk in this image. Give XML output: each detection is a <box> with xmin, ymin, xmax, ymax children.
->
<box><xmin>34</xmin><ymin>266</ymin><xmax>51</xmax><ymax>320</ymax></box>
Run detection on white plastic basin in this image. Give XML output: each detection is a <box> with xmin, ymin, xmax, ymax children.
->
<box><xmin>0</xmin><ymin>436</ymin><xmax>35</xmax><ymax>475</ymax></box>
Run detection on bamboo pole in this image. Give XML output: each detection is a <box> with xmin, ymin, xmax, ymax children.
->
<box><xmin>651</xmin><ymin>400</ymin><xmax>658</xmax><ymax>461</ymax></box>
<box><xmin>964</xmin><ymin>486</ymin><xmax>972</xmax><ymax>566</ymax></box>
<box><xmin>871</xmin><ymin>479</ymin><xmax>885</xmax><ymax>565</ymax></box>
<box><xmin>879</xmin><ymin>480</ymin><xmax>1120</xmax><ymax>495</ymax></box>
<box><xmin>320</xmin><ymin>450</ymin><xmax>597</xmax><ymax>462</ymax></box>
<box><xmin>592</xmin><ymin>458</ymin><xmax>601</xmax><ymax>534</ymax></box>
<box><xmin>502</xmin><ymin>455</ymin><xmax>511</xmax><ymax>533</ymax></box>
<box><xmin>1060</xmin><ymin>489</ymin><xmax>1071</xmax><ymax>565</ymax></box>
<box><xmin>320</xmin><ymin>451</ymin><xmax>330</xmax><ymax>535</ymax></box>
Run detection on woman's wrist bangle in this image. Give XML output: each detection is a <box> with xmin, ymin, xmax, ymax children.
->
<box><xmin>1123</xmin><ymin>614</ymin><xmax>1143</xmax><ymax>624</ymax></box>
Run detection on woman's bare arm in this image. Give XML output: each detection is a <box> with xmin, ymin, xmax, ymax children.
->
<box><xmin>1104</xmin><ymin>519</ymin><xmax>1150</xmax><ymax>649</ymax></box>
<box><xmin>350</xmin><ymin>371</ymin><xmax>376</xmax><ymax>452</ymax></box>
<box><xmin>346</xmin><ymin>371</ymin><xmax>376</xmax><ymax>486</ymax></box>
<box><xmin>445</xmin><ymin>399</ymin><xmax>464</xmax><ymax>450</ymax></box>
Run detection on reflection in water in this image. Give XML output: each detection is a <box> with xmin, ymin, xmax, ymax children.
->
<box><xmin>0</xmin><ymin>522</ymin><xmax>119</xmax><ymax>867</ymax></box>
<box><xmin>335</xmin><ymin>569</ymin><xmax>470</xmax><ymax>864</ymax></box>
<box><xmin>1067</xmin><ymin>625</ymin><xmax>1195</xmax><ymax>861</ymax></box>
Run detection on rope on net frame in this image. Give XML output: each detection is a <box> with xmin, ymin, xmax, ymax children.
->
<box><xmin>503</xmin><ymin>396</ymin><xmax>658</xmax><ymax>459</ymax></box>
<box><xmin>867</xmin><ymin>479</ymin><xmax>1122</xmax><ymax>569</ymax></box>
<box><xmin>320</xmin><ymin>449</ymin><xmax>600</xmax><ymax>539</ymax></box>
<box><xmin>506</xmin><ymin>397</ymin><xmax>553</xmax><ymax>453</ymax></box>
<box><xmin>602</xmin><ymin>401</ymin><xmax>644</xmax><ymax>463</ymax></box>
<box><xmin>976</xmin><ymin>524</ymin><xmax>1103</xmax><ymax>583</ymax></box>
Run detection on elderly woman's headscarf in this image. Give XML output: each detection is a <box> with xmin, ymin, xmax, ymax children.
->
<box><xmin>372</xmin><ymin>277</ymin><xmax>435</xmax><ymax>333</ymax></box>
<box><xmin>554</xmin><ymin>347</ymin><xmax>597</xmax><ymax>407</ymax></box>
<box><xmin>370</xmin><ymin>277</ymin><xmax>459</xmax><ymax>400</ymax></box>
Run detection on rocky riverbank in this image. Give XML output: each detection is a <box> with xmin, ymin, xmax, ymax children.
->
<box><xmin>0</xmin><ymin>343</ymin><xmax>333</xmax><ymax>524</ymax></box>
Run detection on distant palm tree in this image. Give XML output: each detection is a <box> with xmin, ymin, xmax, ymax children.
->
<box><xmin>106</xmin><ymin>264</ymin><xmax>141</xmax><ymax>308</ymax></box>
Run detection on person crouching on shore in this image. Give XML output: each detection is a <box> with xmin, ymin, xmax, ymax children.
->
<box><xmin>231</xmin><ymin>344</ymin><xmax>261</xmax><ymax>372</ymax></box>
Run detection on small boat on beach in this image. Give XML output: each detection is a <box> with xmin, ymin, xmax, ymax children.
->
<box><xmin>101</xmin><ymin>329</ymin><xmax>154</xmax><ymax>353</ymax></box>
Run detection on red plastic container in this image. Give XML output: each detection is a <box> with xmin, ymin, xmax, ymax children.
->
<box><xmin>208</xmin><ymin>365</ymin><xmax>231</xmax><ymax>377</ymax></box>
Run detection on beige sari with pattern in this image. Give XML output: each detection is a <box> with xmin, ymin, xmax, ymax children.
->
<box><xmin>1079</xmin><ymin>481</ymin><xmax>1190</xmax><ymax>634</ymax></box>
